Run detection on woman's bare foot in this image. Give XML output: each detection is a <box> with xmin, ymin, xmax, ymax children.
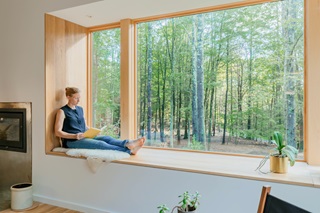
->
<box><xmin>127</xmin><ymin>137</ymin><xmax>145</xmax><ymax>155</ymax></box>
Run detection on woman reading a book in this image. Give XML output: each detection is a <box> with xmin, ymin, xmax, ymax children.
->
<box><xmin>55</xmin><ymin>87</ymin><xmax>144</xmax><ymax>155</ymax></box>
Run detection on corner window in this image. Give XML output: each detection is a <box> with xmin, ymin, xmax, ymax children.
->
<box><xmin>137</xmin><ymin>0</ymin><xmax>304</xmax><ymax>158</ymax></box>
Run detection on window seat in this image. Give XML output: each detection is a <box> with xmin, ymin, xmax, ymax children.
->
<box><xmin>47</xmin><ymin>147</ymin><xmax>320</xmax><ymax>188</ymax></box>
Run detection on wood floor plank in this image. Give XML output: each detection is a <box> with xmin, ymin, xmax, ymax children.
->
<box><xmin>0</xmin><ymin>203</ymin><xmax>82</xmax><ymax>213</ymax></box>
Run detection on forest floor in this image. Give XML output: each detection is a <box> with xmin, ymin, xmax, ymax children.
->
<box><xmin>146</xmin><ymin>131</ymin><xmax>304</xmax><ymax>159</ymax></box>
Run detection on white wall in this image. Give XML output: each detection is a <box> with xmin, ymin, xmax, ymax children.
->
<box><xmin>0</xmin><ymin>1</ymin><xmax>319</xmax><ymax>213</ymax></box>
<box><xmin>33</xmin><ymin>159</ymin><xmax>320</xmax><ymax>213</ymax></box>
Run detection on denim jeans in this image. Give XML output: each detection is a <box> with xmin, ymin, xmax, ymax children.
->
<box><xmin>66</xmin><ymin>135</ymin><xmax>131</xmax><ymax>154</ymax></box>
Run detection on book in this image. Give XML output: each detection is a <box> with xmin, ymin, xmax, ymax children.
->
<box><xmin>83</xmin><ymin>127</ymin><xmax>101</xmax><ymax>138</ymax></box>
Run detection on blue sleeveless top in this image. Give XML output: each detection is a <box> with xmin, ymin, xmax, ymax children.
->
<box><xmin>60</xmin><ymin>105</ymin><xmax>86</xmax><ymax>147</ymax></box>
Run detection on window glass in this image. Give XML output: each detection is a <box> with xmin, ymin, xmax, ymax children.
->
<box><xmin>91</xmin><ymin>28</ymin><xmax>121</xmax><ymax>138</ymax></box>
<box><xmin>137</xmin><ymin>0</ymin><xmax>304</xmax><ymax>158</ymax></box>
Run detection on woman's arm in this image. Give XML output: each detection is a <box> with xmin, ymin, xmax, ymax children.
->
<box><xmin>54</xmin><ymin>109</ymin><xmax>83</xmax><ymax>140</ymax></box>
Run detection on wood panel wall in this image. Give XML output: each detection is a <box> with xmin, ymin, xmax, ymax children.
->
<box><xmin>45</xmin><ymin>14</ymin><xmax>88</xmax><ymax>153</ymax></box>
<box><xmin>305</xmin><ymin>0</ymin><xmax>320</xmax><ymax>165</ymax></box>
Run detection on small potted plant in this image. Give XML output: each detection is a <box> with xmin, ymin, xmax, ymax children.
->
<box><xmin>158</xmin><ymin>191</ymin><xmax>201</xmax><ymax>213</ymax></box>
<box><xmin>174</xmin><ymin>191</ymin><xmax>200</xmax><ymax>213</ymax></box>
<box><xmin>256</xmin><ymin>131</ymin><xmax>298</xmax><ymax>173</ymax></box>
<box><xmin>158</xmin><ymin>204</ymin><xmax>170</xmax><ymax>213</ymax></box>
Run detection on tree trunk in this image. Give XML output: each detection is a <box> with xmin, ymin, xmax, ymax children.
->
<box><xmin>284</xmin><ymin>0</ymin><xmax>299</xmax><ymax>147</ymax></box>
<box><xmin>164</xmin><ymin>19</ymin><xmax>176</xmax><ymax>147</ymax></box>
<box><xmin>208</xmin><ymin>88</ymin><xmax>214</xmax><ymax>142</ymax></box>
<box><xmin>247</xmin><ymin>23</ymin><xmax>253</xmax><ymax>132</ymax></box>
<box><xmin>146</xmin><ymin>23</ymin><xmax>153</xmax><ymax>140</ymax></box>
<box><xmin>222</xmin><ymin>40</ymin><xmax>230</xmax><ymax>145</ymax></box>
<box><xmin>196</xmin><ymin>14</ymin><xmax>205</xmax><ymax>143</ymax></box>
<box><xmin>191</xmin><ymin>16</ymin><xmax>199</xmax><ymax>142</ymax></box>
<box><xmin>160</xmin><ymin>64</ymin><xmax>167</xmax><ymax>143</ymax></box>
<box><xmin>155</xmin><ymin>58</ymin><xmax>161</xmax><ymax>141</ymax></box>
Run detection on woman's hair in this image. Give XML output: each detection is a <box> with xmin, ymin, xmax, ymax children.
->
<box><xmin>65</xmin><ymin>87</ymin><xmax>80</xmax><ymax>97</ymax></box>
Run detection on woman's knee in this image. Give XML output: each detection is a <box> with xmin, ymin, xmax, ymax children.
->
<box><xmin>95</xmin><ymin>135</ymin><xmax>112</xmax><ymax>141</ymax></box>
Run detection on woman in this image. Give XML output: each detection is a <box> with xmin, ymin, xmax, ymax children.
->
<box><xmin>55</xmin><ymin>87</ymin><xmax>144</xmax><ymax>155</ymax></box>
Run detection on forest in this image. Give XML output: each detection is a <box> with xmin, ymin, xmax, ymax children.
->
<box><xmin>91</xmin><ymin>0</ymin><xmax>304</xmax><ymax>156</ymax></box>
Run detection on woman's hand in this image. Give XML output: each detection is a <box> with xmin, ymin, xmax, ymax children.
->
<box><xmin>76</xmin><ymin>133</ymin><xmax>84</xmax><ymax>140</ymax></box>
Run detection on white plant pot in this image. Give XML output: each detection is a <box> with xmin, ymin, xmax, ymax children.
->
<box><xmin>10</xmin><ymin>183</ymin><xmax>33</xmax><ymax>211</ymax></box>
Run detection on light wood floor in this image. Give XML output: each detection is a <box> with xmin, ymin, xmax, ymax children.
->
<box><xmin>0</xmin><ymin>202</ymin><xmax>82</xmax><ymax>213</ymax></box>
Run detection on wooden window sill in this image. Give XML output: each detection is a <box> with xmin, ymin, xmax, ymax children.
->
<box><xmin>47</xmin><ymin>147</ymin><xmax>320</xmax><ymax>188</ymax></box>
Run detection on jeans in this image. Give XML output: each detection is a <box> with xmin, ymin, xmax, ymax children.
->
<box><xmin>66</xmin><ymin>135</ymin><xmax>131</xmax><ymax>154</ymax></box>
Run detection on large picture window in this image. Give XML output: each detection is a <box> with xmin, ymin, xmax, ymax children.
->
<box><xmin>91</xmin><ymin>28</ymin><xmax>121</xmax><ymax>138</ymax></box>
<box><xmin>137</xmin><ymin>0</ymin><xmax>304</xmax><ymax>157</ymax></box>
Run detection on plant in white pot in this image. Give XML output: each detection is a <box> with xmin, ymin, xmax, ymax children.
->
<box><xmin>256</xmin><ymin>131</ymin><xmax>298</xmax><ymax>173</ymax></box>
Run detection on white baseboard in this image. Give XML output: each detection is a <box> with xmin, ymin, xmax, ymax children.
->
<box><xmin>33</xmin><ymin>194</ymin><xmax>110</xmax><ymax>213</ymax></box>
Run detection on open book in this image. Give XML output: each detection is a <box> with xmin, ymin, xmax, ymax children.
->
<box><xmin>83</xmin><ymin>127</ymin><xmax>101</xmax><ymax>138</ymax></box>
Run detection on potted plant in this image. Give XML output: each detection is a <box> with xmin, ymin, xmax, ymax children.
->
<box><xmin>158</xmin><ymin>191</ymin><xmax>201</xmax><ymax>213</ymax></box>
<box><xmin>256</xmin><ymin>131</ymin><xmax>298</xmax><ymax>173</ymax></box>
<box><xmin>174</xmin><ymin>191</ymin><xmax>200</xmax><ymax>213</ymax></box>
<box><xmin>158</xmin><ymin>204</ymin><xmax>170</xmax><ymax>213</ymax></box>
